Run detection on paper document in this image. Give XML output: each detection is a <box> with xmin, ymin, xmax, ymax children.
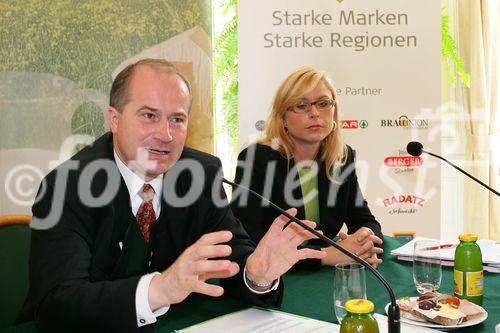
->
<box><xmin>178</xmin><ymin>307</ymin><xmax>441</xmax><ymax>332</ymax></box>
<box><xmin>179</xmin><ymin>308</ymin><xmax>336</xmax><ymax>333</ymax></box>
<box><xmin>390</xmin><ymin>237</ymin><xmax>500</xmax><ymax>273</ymax></box>
<box><xmin>393</xmin><ymin>255</ymin><xmax>500</xmax><ymax>273</ymax></box>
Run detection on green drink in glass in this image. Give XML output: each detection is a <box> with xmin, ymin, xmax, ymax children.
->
<box><xmin>340</xmin><ymin>299</ymin><xmax>379</xmax><ymax>333</ymax></box>
<box><xmin>454</xmin><ymin>233</ymin><xmax>483</xmax><ymax>305</ymax></box>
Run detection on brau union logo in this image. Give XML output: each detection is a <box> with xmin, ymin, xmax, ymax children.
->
<box><xmin>380</xmin><ymin>115</ymin><xmax>428</xmax><ymax>129</ymax></box>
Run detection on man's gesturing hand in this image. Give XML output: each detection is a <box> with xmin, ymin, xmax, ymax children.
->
<box><xmin>245</xmin><ymin>208</ymin><xmax>326</xmax><ymax>286</ymax></box>
<box><xmin>148</xmin><ymin>231</ymin><xmax>239</xmax><ymax>310</ymax></box>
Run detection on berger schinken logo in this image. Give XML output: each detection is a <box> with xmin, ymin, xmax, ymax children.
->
<box><xmin>384</xmin><ymin>156</ymin><xmax>423</xmax><ymax>167</ymax></box>
<box><xmin>385</xmin><ymin>149</ymin><xmax>423</xmax><ymax>174</ymax></box>
<box><xmin>380</xmin><ymin>115</ymin><xmax>428</xmax><ymax>129</ymax></box>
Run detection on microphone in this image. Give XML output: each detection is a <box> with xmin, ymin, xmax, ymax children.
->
<box><xmin>406</xmin><ymin>141</ymin><xmax>423</xmax><ymax>157</ymax></box>
<box><xmin>406</xmin><ymin>141</ymin><xmax>500</xmax><ymax>197</ymax></box>
<box><xmin>223</xmin><ymin>178</ymin><xmax>401</xmax><ymax>333</ymax></box>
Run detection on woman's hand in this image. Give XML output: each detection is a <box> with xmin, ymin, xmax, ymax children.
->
<box><xmin>321</xmin><ymin>227</ymin><xmax>383</xmax><ymax>268</ymax></box>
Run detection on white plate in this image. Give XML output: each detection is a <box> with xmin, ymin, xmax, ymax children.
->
<box><xmin>385</xmin><ymin>300</ymin><xmax>488</xmax><ymax>331</ymax></box>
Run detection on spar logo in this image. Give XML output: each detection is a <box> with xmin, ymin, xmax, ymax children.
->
<box><xmin>380</xmin><ymin>115</ymin><xmax>428</xmax><ymax>129</ymax></box>
<box><xmin>383</xmin><ymin>194</ymin><xmax>425</xmax><ymax>215</ymax></box>
<box><xmin>341</xmin><ymin>119</ymin><xmax>368</xmax><ymax>129</ymax></box>
<box><xmin>384</xmin><ymin>156</ymin><xmax>423</xmax><ymax>167</ymax></box>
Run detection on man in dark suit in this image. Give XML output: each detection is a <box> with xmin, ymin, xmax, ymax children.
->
<box><xmin>18</xmin><ymin>59</ymin><xmax>326</xmax><ymax>332</ymax></box>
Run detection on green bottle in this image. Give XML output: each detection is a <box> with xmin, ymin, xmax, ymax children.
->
<box><xmin>454</xmin><ymin>233</ymin><xmax>483</xmax><ymax>305</ymax></box>
<box><xmin>340</xmin><ymin>299</ymin><xmax>379</xmax><ymax>333</ymax></box>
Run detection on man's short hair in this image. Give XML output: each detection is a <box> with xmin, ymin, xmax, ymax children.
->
<box><xmin>109</xmin><ymin>58</ymin><xmax>193</xmax><ymax>113</ymax></box>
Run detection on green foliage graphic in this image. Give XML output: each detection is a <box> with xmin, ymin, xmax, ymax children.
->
<box><xmin>441</xmin><ymin>12</ymin><xmax>470</xmax><ymax>87</ymax></box>
<box><xmin>213</xmin><ymin>0</ymin><xmax>238</xmax><ymax>152</ymax></box>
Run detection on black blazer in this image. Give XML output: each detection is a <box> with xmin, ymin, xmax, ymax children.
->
<box><xmin>18</xmin><ymin>133</ymin><xmax>282</xmax><ymax>333</ymax></box>
<box><xmin>230</xmin><ymin>144</ymin><xmax>383</xmax><ymax>269</ymax></box>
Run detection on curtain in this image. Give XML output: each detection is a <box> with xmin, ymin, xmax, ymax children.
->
<box><xmin>452</xmin><ymin>0</ymin><xmax>500</xmax><ymax>239</ymax></box>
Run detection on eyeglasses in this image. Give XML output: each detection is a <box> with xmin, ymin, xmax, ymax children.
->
<box><xmin>287</xmin><ymin>98</ymin><xmax>335</xmax><ymax>114</ymax></box>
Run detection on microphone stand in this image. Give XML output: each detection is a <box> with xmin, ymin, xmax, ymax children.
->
<box><xmin>223</xmin><ymin>178</ymin><xmax>400</xmax><ymax>333</ymax></box>
<box><xmin>422</xmin><ymin>149</ymin><xmax>500</xmax><ymax>197</ymax></box>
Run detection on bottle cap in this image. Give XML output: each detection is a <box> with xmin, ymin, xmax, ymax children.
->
<box><xmin>345</xmin><ymin>299</ymin><xmax>374</xmax><ymax>314</ymax></box>
<box><xmin>459</xmin><ymin>233</ymin><xmax>478</xmax><ymax>242</ymax></box>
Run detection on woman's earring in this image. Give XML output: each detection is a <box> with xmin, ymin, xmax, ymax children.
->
<box><xmin>332</xmin><ymin>120</ymin><xmax>337</xmax><ymax>131</ymax></box>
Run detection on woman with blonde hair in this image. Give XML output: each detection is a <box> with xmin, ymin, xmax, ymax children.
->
<box><xmin>231</xmin><ymin>66</ymin><xmax>383</xmax><ymax>269</ymax></box>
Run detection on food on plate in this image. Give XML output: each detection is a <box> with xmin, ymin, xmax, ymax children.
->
<box><xmin>445</xmin><ymin>296</ymin><xmax>460</xmax><ymax>308</ymax></box>
<box><xmin>396</xmin><ymin>292</ymin><xmax>486</xmax><ymax>326</ymax></box>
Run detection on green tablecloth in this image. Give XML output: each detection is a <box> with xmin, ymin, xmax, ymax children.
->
<box><xmin>156</xmin><ymin>237</ymin><xmax>498</xmax><ymax>332</ymax></box>
<box><xmin>3</xmin><ymin>237</ymin><xmax>499</xmax><ymax>332</ymax></box>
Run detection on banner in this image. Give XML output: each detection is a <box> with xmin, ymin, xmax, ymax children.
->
<box><xmin>239</xmin><ymin>0</ymin><xmax>442</xmax><ymax>238</ymax></box>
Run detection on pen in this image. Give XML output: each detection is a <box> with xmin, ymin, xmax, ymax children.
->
<box><xmin>423</xmin><ymin>244</ymin><xmax>457</xmax><ymax>251</ymax></box>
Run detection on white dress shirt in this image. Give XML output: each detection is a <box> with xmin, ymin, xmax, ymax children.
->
<box><xmin>114</xmin><ymin>152</ymin><xmax>168</xmax><ymax>326</ymax></box>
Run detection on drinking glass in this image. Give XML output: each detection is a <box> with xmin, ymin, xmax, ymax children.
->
<box><xmin>333</xmin><ymin>263</ymin><xmax>367</xmax><ymax>324</ymax></box>
<box><xmin>413</xmin><ymin>240</ymin><xmax>442</xmax><ymax>294</ymax></box>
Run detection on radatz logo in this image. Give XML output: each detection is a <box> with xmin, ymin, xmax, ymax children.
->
<box><xmin>380</xmin><ymin>115</ymin><xmax>428</xmax><ymax>129</ymax></box>
<box><xmin>384</xmin><ymin>150</ymin><xmax>423</xmax><ymax>174</ymax></box>
<box><xmin>383</xmin><ymin>194</ymin><xmax>425</xmax><ymax>215</ymax></box>
<box><xmin>341</xmin><ymin>119</ymin><xmax>368</xmax><ymax>129</ymax></box>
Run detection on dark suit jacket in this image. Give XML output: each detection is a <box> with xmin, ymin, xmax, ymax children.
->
<box><xmin>230</xmin><ymin>144</ymin><xmax>383</xmax><ymax>270</ymax></box>
<box><xmin>18</xmin><ymin>133</ymin><xmax>282</xmax><ymax>332</ymax></box>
